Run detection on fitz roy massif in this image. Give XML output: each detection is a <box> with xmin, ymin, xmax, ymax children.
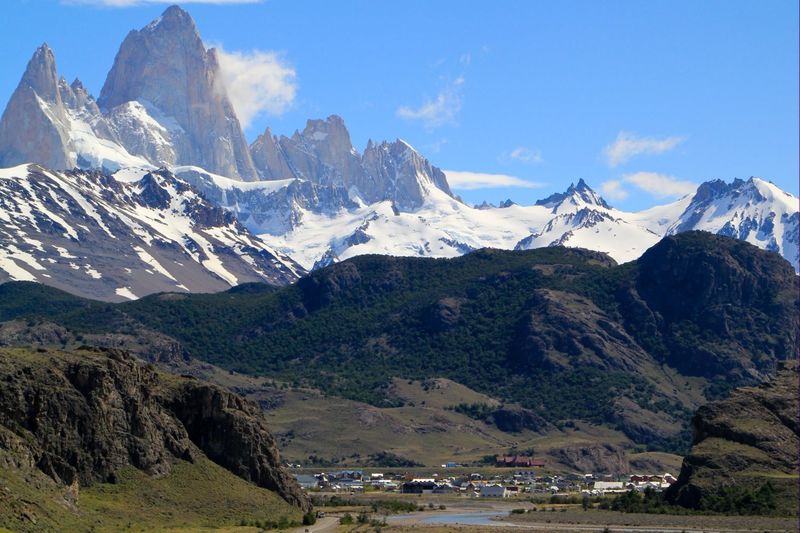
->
<box><xmin>0</xmin><ymin>5</ymin><xmax>797</xmax><ymax>302</ymax></box>
<box><xmin>0</xmin><ymin>3</ymin><xmax>798</xmax><ymax>531</ymax></box>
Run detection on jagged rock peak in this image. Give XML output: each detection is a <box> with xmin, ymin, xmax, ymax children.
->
<box><xmin>70</xmin><ymin>77</ymin><xmax>85</xmax><ymax>91</ymax></box>
<box><xmin>535</xmin><ymin>178</ymin><xmax>610</xmax><ymax>210</ymax></box>
<box><xmin>98</xmin><ymin>5</ymin><xmax>258</xmax><ymax>181</ymax></box>
<box><xmin>690</xmin><ymin>176</ymin><xmax>786</xmax><ymax>206</ymax></box>
<box><xmin>0</xmin><ymin>44</ymin><xmax>74</xmax><ymax>169</ymax></box>
<box><xmin>296</xmin><ymin>115</ymin><xmax>356</xmax><ymax>152</ymax></box>
<box><xmin>250</xmin><ymin>113</ymin><xmax>453</xmax><ymax>207</ymax></box>
<box><xmin>147</xmin><ymin>4</ymin><xmax>198</xmax><ymax>32</ymax></box>
<box><xmin>19</xmin><ymin>43</ymin><xmax>61</xmax><ymax>102</ymax></box>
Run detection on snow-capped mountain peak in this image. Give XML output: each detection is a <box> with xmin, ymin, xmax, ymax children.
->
<box><xmin>0</xmin><ymin>164</ymin><xmax>302</xmax><ymax>301</ymax></box>
<box><xmin>664</xmin><ymin>176</ymin><xmax>799</xmax><ymax>268</ymax></box>
<box><xmin>535</xmin><ymin>178</ymin><xmax>611</xmax><ymax>213</ymax></box>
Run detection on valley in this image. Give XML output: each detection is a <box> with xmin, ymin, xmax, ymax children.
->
<box><xmin>0</xmin><ymin>2</ymin><xmax>797</xmax><ymax>530</ymax></box>
<box><xmin>1</xmin><ymin>232</ymin><xmax>796</xmax><ymax>472</ymax></box>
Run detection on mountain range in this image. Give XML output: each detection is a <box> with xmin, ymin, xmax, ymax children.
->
<box><xmin>0</xmin><ymin>164</ymin><xmax>301</xmax><ymax>301</ymax></box>
<box><xmin>0</xmin><ymin>5</ymin><xmax>797</xmax><ymax>301</ymax></box>
<box><xmin>1</xmin><ymin>231</ymin><xmax>796</xmax><ymax>457</ymax></box>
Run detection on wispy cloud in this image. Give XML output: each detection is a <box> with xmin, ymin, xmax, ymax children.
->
<box><xmin>600</xmin><ymin>171</ymin><xmax>697</xmax><ymax>202</ymax></box>
<box><xmin>64</xmin><ymin>0</ymin><xmax>260</xmax><ymax>6</ymax></box>
<box><xmin>397</xmin><ymin>77</ymin><xmax>464</xmax><ymax>129</ymax></box>
<box><xmin>622</xmin><ymin>171</ymin><xmax>696</xmax><ymax>198</ymax></box>
<box><xmin>444</xmin><ymin>170</ymin><xmax>544</xmax><ymax>190</ymax></box>
<box><xmin>502</xmin><ymin>147</ymin><xmax>543</xmax><ymax>165</ymax></box>
<box><xmin>214</xmin><ymin>46</ymin><xmax>296</xmax><ymax>128</ymax></box>
<box><xmin>604</xmin><ymin>132</ymin><xmax>685</xmax><ymax>167</ymax></box>
<box><xmin>599</xmin><ymin>179</ymin><xmax>629</xmax><ymax>201</ymax></box>
<box><xmin>424</xmin><ymin>138</ymin><xmax>448</xmax><ymax>154</ymax></box>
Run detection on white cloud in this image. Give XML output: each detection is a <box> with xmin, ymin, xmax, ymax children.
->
<box><xmin>599</xmin><ymin>172</ymin><xmax>697</xmax><ymax>202</ymax></box>
<box><xmin>214</xmin><ymin>46</ymin><xmax>297</xmax><ymax>128</ymax></box>
<box><xmin>604</xmin><ymin>131</ymin><xmax>685</xmax><ymax>167</ymax></box>
<box><xmin>64</xmin><ymin>0</ymin><xmax>260</xmax><ymax>6</ymax></box>
<box><xmin>508</xmin><ymin>147</ymin><xmax>542</xmax><ymax>164</ymax></box>
<box><xmin>397</xmin><ymin>77</ymin><xmax>464</xmax><ymax>129</ymax></box>
<box><xmin>622</xmin><ymin>171</ymin><xmax>697</xmax><ymax>198</ymax></box>
<box><xmin>599</xmin><ymin>179</ymin><xmax>629</xmax><ymax>201</ymax></box>
<box><xmin>444</xmin><ymin>170</ymin><xmax>544</xmax><ymax>190</ymax></box>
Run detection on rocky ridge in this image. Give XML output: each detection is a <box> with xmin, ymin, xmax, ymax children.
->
<box><xmin>0</xmin><ymin>346</ymin><xmax>310</xmax><ymax>512</ymax></box>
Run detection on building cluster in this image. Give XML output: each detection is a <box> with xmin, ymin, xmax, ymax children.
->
<box><xmin>587</xmin><ymin>473</ymin><xmax>678</xmax><ymax>495</ymax></box>
<box><xmin>293</xmin><ymin>468</ymin><xmax>678</xmax><ymax>497</ymax></box>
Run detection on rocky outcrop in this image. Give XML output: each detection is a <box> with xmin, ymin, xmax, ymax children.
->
<box><xmin>510</xmin><ymin>289</ymin><xmax>647</xmax><ymax>373</ymax></box>
<box><xmin>250</xmin><ymin>127</ymin><xmax>295</xmax><ymax>181</ymax></box>
<box><xmin>0</xmin><ymin>346</ymin><xmax>310</xmax><ymax>511</ymax></box>
<box><xmin>166</xmin><ymin>382</ymin><xmax>310</xmax><ymax>510</ymax></box>
<box><xmin>0</xmin><ymin>347</ymin><xmax>195</xmax><ymax>488</ymax></box>
<box><xmin>490</xmin><ymin>406</ymin><xmax>548</xmax><ymax>433</ymax></box>
<box><xmin>665</xmin><ymin>361</ymin><xmax>799</xmax><ymax>513</ymax></box>
<box><xmin>552</xmin><ymin>443</ymin><xmax>629</xmax><ymax>475</ymax></box>
<box><xmin>98</xmin><ymin>6</ymin><xmax>257</xmax><ymax>180</ymax></box>
<box><xmin>632</xmin><ymin>231</ymin><xmax>798</xmax><ymax>380</ymax></box>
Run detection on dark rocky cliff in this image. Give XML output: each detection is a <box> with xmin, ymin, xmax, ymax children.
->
<box><xmin>665</xmin><ymin>361</ymin><xmax>799</xmax><ymax>514</ymax></box>
<box><xmin>0</xmin><ymin>346</ymin><xmax>310</xmax><ymax>512</ymax></box>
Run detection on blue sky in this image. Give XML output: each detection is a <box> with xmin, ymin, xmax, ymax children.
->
<box><xmin>1</xmin><ymin>0</ymin><xmax>797</xmax><ymax>209</ymax></box>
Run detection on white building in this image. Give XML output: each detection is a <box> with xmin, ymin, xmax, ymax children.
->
<box><xmin>592</xmin><ymin>481</ymin><xmax>626</xmax><ymax>494</ymax></box>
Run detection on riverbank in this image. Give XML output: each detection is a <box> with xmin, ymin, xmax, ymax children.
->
<box><xmin>382</xmin><ymin>502</ymin><xmax>798</xmax><ymax>532</ymax></box>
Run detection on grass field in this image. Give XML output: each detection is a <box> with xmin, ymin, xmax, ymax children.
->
<box><xmin>259</xmin><ymin>377</ymin><xmax>679</xmax><ymax>473</ymax></box>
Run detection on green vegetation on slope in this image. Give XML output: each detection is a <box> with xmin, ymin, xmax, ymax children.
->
<box><xmin>0</xmin><ymin>456</ymin><xmax>301</xmax><ymax>532</ymax></box>
<box><xmin>0</xmin><ymin>232</ymin><xmax>796</xmax><ymax>454</ymax></box>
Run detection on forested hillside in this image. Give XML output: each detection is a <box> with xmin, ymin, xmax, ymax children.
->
<box><xmin>1</xmin><ymin>232</ymin><xmax>796</xmax><ymax>452</ymax></box>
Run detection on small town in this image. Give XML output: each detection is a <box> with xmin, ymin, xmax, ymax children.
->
<box><xmin>292</xmin><ymin>455</ymin><xmax>678</xmax><ymax>498</ymax></box>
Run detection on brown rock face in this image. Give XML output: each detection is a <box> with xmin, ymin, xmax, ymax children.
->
<box><xmin>166</xmin><ymin>382</ymin><xmax>311</xmax><ymax>511</ymax></box>
<box><xmin>98</xmin><ymin>6</ymin><xmax>257</xmax><ymax>181</ymax></box>
<box><xmin>665</xmin><ymin>361</ymin><xmax>800</xmax><ymax>512</ymax></box>
<box><xmin>0</xmin><ymin>348</ymin><xmax>194</xmax><ymax>487</ymax></box>
<box><xmin>0</xmin><ymin>347</ymin><xmax>309</xmax><ymax>511</ymax></box>
<box><xmin>553</xmin><ymin>443</ymin><xmax>630</xmax><ymax>475</ymax></box>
